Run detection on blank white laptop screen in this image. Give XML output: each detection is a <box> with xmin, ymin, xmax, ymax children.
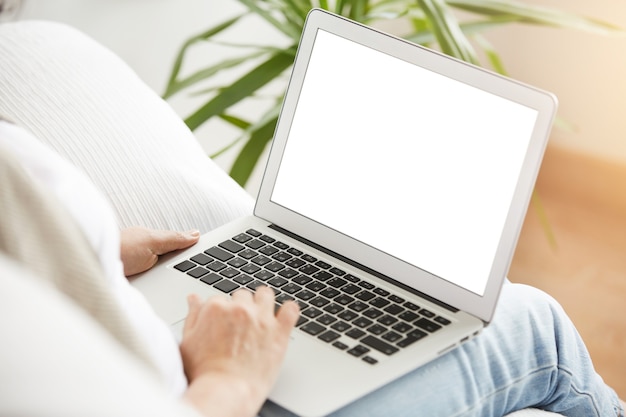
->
<box><xmin>270</xmin><ymin>29</ymin><xmax>538</xmax><ymax>296</ymax></box>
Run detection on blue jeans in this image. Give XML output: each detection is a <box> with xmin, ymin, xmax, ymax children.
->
<box><xmin>261</xmin><ymin>283</ymin><xmax>623</xmax><ymax>417</ymax></box>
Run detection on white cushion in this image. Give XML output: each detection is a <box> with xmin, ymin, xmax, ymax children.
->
<box><xmin>0</xmin><ymin>20</ymin><xmax>254</xmax><ymax>234</ymax></box>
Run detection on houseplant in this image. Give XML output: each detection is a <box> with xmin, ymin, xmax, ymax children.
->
<box><xmin>163</xmin><ymin>0</ymin><xmax>619</xmax><ymax>188</ymax></box>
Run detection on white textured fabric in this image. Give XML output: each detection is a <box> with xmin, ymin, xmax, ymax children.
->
<box><xmin>0</xmin><ymin>254</ymin><xmax>201</xmax><ymax>417</ymax></box>
<box><xmin>0</xmin><ymin>120</ymin><xmax>187</xmax><ymax>395</ymax></box>
<box><xmin>0</xmin><ymin>20</ymin><xmax>254</xmax><ymax>234</ymax></box>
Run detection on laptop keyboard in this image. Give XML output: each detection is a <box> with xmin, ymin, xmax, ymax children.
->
<box><xmin>173</xmin><ymin>228</ymin><xmax>451</xmax><ymax>365</ymax></box>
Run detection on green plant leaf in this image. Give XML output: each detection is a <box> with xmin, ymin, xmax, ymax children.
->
<box><xmin>473</xmin><ymin>34</ymin><xmax>508</xmax><ymax>75</ymax></box>
<box><xmin>229</xmin><ymin>115</ymin><xmax>279</xmax><ymax>186</ymax></box>
<box><xmin>164</xmin><ymin>14</ymin><xmax>245</xmax><ymax>98</ymax></box>
<box><xmin>164</xmin><ymin>50</ymin><xmax>268</xmax><ymax>99</ymax></box>
<box><xmin>447</xmin><ymin>0</ymin><xmax>623</xmax><ymax>35</ymax></box>
<box><xmin>418</xmin><ymin>0</ymin><xmax>479</xmax><ymax>64</ymax></box>
<box><xmin>237</xmin><ymin>0</ymin><xmax>303</xmax><ymax>39</ymax></box>
<box><xmin>184</xmin><ymin>48</ymin><xmax>296</xmax><ymax>131</ymax></box>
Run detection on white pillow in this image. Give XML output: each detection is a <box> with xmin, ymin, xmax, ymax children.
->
<box><xmin>0</xmin><ymin>20</ymin><xmax>253</xmax><ymax>233</ymax></box>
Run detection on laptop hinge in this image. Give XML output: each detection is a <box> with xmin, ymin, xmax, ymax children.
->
<box><xmin>268</xmin><ymin>224</ymin><xmax>458</xmax><ymax>313</ymax></box>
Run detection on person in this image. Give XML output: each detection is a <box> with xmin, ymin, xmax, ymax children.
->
<box><xmin>0</xmin><ymin>118</ymin><xmax>623</xmax><ymax>417</ymax></box>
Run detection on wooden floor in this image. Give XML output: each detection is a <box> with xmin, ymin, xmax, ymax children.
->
<box><xmin>509</xmin><ymin>143</ymin><xmax>626</xmax><ymax>399</ymax></box>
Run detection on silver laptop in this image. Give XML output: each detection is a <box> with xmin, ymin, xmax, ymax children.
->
<box><xmin>132</xmin><ymin>9</ymin><xmax>557</xmax><ymax>417</ymax></box>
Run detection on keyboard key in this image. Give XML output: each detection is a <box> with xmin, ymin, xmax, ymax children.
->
<box><xmin>305</xmin><ymin>281</ymin><xmax>326</xmax><ymax>292</ymax></box>
<box><xmin>293</xmin><ymin>275</ymin><xmax>312</xmax><ymax>285</ymax></box>
<box><xmin>347</xmin><ymin>300</ymin><xmax>368</xmax><ymax>312</ymax></box>
<box><xmin>287</xmin><ymin>248</ymin><xmax>303</xmax><ymax>256</ymax></box>
<box><xmin>313</xmin><ymin>271</ymin><xmax>333</xmax><ymax>281</ymax></box>
<box><xmin>219</xmin><ymin>240</ymin><xmax>245</xmax><ymax>253</ymax></box>
<box><xmin>174</xmin><ymin>260</ymin><xmax>196</xmax><ymax>272</ymax></box>
<box><xmin>268</xmin><ymin>277</ymin><xmax>288</xmax><ymax>287</ymax></box>
<box><xmin>227</xmin><ymin>257</ymin><xmax>247</xmax><ymax>268</ymax></box>
<box><xmin>392</xmin><ymin>322</ymin><xmax>413</xmax><ymax>333</ymax></box>
<box><xmin>265</xmin><ymin>261</ymin><xmax>285</xmax><ymax>272</ymax></box>
<box><xmin>344</xmin><ymin>274</ymin><xmax>360</xmax><ymax>283</ymax></box>
<box><xmin>362</xmin><ymin>356</ymin><xmax>378</xmax><ymax>365</ymax></box>
<box><xmin>359</xmin><ymin>281</ymin><xmax>375</xmax><ymax>290</ymax></box>
<box><xmin>338</xmin><ymin>310</ymin><xmax>359</xmax><ymax>322</ymax></box>
<box><xmin>315</xmin><ymin>260</ymin><xmax>332</xmax><ymax>269</ymax></box>
<box><xmin>329</xmin><ymin>267</ymin><xmax>346</xmax><ymax>276</ymax></box>
<box><xmin>301</xmin><ymin>254</ymin><xmax>317</xmax><ymax>263</ymax></box>
<box><xmin>370</xmin><ymin>297</ymin><xmax>390</xmax><ymax>308</ymax></box>
<box><xmin>286</xmin><ymin>258</ymin><xmax>306</xmax><ymax>269</ymax></box>
<box><xmin>246</xmin><ymin>280</ymin><xmax>266</xmax><ymax>291</ymax></box>
<box><xmin>362</xmin><ymin>308</ymin><xmax>384</xmax><ymax>319</ymax></box>
<box><xmin>187</xmin><ymin>266</ymin><xmax>210</xmax><ymax>278</ymax></box>
<box><xmin>434</xmin><ymin>316</ymin><xmax>451</xmax><ymax>326</ymax></box>
<box><xmin>403</xmin><ymin>301</ymin><xmax>420</xmax><ymax>311</ymax></box>
<box><xmin>214</xmin><ymin>279</ymin><xmax>240</xmax><ymax>293</ymax></box>
<box><xmin>320</xmin><ymin>288</ymin><xmax>340</xmax><ymax>299</ymax></box>
<box><xmin>398</xmin><ymin>311</ymin><xmax>419</xmax><ymax>322</ymax></box>
<box><xmin>397</xmin><ymin>329</ymin><xmax>428</xmax><ymax>348</ymax></box>
<box><xmin>190</xmin><ymin>253</ymin><xmax>212</xmax><ymax>265</ymax></box>
<box><xmin>233</xmin><ymin>274</ymin><xmax>254</xmax><ymax>285</ymax></box>
<box><xmin>333</xmin><ymin>341</ymin><xmax>348</xmax><ymax>350</ymax></box>
<box><xmin>382</xmin><ymin>331</ymin><xmax>403</xmax><ymax>343</ymax></box>
<box><xmin>388</xmin><ymin>295</ymin><xmax>405</xmax><ymax>304</ymax></box>
<box><xmin>420</xmin><ymin>308</ymin><xmax>435</xmax><ymax>318</ymax></box>
<box><xmin>273</xmin><ymin>241</ymin><xmax>289</xmax><ymax>250</ymax></box>
<box><xmin>254</xmin><ymin>270</ymin><xmax>274</xmax><ymax>281</ymax></box>
<box><xmin>207</xmin><ymin>261</ymin><xmax>227</xmax><ymax>272</ymax></box>
<box><xmin>345</xmin><ymin>328</ymin><xmax>366</xmax><ymax>339</ymax></box>
<box><xmin>331</xmin><ymin>321</ymin><xmax>351</xmax><ymax>332</ymax></box>
<box><xmin>302</xmin><ymin>307</ymin><xmax>323</xmax><ymax>319</ymax></box>
<box><xmin>251</xmin><ymin>255</ymin><xmax>272</xmax><ymax>266</ymax></box>
<box><xmin>205</xmin><ymin>246</ymin><xmax>235</xmax><ymax>261</ymax></box>
<box><xmin>200</xmin><ymin>273</ymin><xmax>222</xmax><ymax>285</ymax></box>
<box><xmin>377</xmin><ymin>315</ymin><xmax>398</xmax><ymax>326</ymax></box>
<box><xmin>383</xmin><ymin>304</ymin><xmax>404</xmax><ymax>315</ymax></box>
<box><xmin>353</xmin><ymin>317</ymin><xmax>373</xmax><ymax>328</ymax></box>
<box><xmin>260</xmin><ymin>235</ymin><xmax>275</xmax><ymax>243</ymax></box>
<box><xmin>341</xmin><ymin>284</ymin><xmax>361</xmax><ymax>294</ymax></box>
<box><xmin>300</xmin><ymin>322</ymin><xmax>326</xmax><ymax>336</ymax></box>
<box><xmin>316</xmin><ymin>314</ymin><xmax>337</xmax><ymax>326</ymax></box>
<box><xmin>275</xmin><ymin>293</ymin><xmax>295</xmax><ymax>304</ymax></box>
<box><xmin>414</xmin><ymin>318</ymin><xmax>442</xmax><ymax>333</ymax></box>
<box><xmin>281</xmin><ymin>283</ymin><xmax>302</xmax><ymax>294</ymax></box>
<box><xmin>309</xmin><ymin>296</ymin><xmax>330</xmax><ymax>308</ymax></box>
<box><xmin>373</xmin><ymin>288</ymin><xmax>390</xmax><ymax>296</ymax></box>
<box><xmin>361</xmin><ymin>335</ymin><xmax>399</xmax><ymax>355</ymax></box>
<box><xmin>318</xmin><ymin>330</ymin><xmax>341</xmax><ymax>343</ymax></box>
<box><xmin>278</xmin><ymin>268</ymin><xmax>298</xmax><ymax>279</ymax></box>
<box><xmin>347</xmin><ymin>345</ymin><xmax>370</xmax><ymax>357</ymax></box>
<box><xmin>233</xmin><ymin>233</ymin><xmax>253</xmax><ymax>243</ymax></box>
<box><xmin>327</xmin><ymin>277</ymin><xmax>347</xmax><ymax>288</ymax></box>
<box><xmin>219</xmin><ymin>267</ymin><xmax>240</xmax><ymax>278</ymax></box>
<box><xmin>334</xmin><ymin>294</ymin><xmax>354</xmax><ymax>305</ymax></box>
<box><xmin>239</xmin><ymin>249</ymin><xmax>258</xmax><ymax>259</ymax></box>
<box><xmin>246</xmin><ymin>229</ymin><xmax>262</xmax><ymax>237</ymax></box>
<box><xmin>355</xmin><ymin>290</ymin><xmax>375</xmax><ymax>302</ymax></box>
<box><xmin>300</xmin><ymin>264</ymin><xmax>320</xmax><ymax>276</ymax></box>
<box><xmin>272</xmin><ymin>251</ymin><xmax>292</xmax><ymax>262</ymax></box>
<box><xmin>367</xmin><ymin>324</ymin><xmax>387</xmax><ymax>335</ymax></box>
<box><xmin>259</xmin><ymin>246</ymin><xmax>279</xmax><ymax>256</ymax></box>
<box><xmin>295</xmin><ymin>289</ymin><xmax>316</xmax><ymax>301</ymax></box>
<box><xmin>241</xmin><ymin>263</ymin><xmax>261</xmax><ymax>274</ymax></box>
<box><xmin>323</xmin><ymin>303</ymin><xmax>344</xmax><ymax>315</ymax></box>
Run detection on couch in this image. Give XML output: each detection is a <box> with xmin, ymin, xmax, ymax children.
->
<box><xmin>0</xmin><ymin>20</ymin><xmax>561</xmax><ymax>417</ymax></box>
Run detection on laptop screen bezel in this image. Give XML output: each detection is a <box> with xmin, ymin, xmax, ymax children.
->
<box><xmin>254</xmin><ymin>9</ymin><xmax>557</xmax><ymax>323</ymax></box>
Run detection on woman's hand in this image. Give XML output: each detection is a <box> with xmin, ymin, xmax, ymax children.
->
<box><xmin>120</xmin><ymin>227</ymin><xmax>200</xmax><ymax>276</ymax></box>
<box><xmin>180</xmin><ymin>287</ymin><xmax>299</xmax><ymax>417</ymax></box>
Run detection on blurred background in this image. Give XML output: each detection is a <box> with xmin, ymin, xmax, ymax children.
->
<box><xmin>4</xmin><ymin>0</ymin><xmax>626</xmax><ymax>400</ymax></box>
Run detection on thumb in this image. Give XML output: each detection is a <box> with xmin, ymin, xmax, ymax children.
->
<box><xmin>150</xmin><ymin>229</ymin><xmax>200</xmax><ymax>255</ymax></box>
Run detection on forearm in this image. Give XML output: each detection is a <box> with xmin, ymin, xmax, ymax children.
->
<box><xmin>183</xmin><ymin>373</ymin><xmax>263</xmax><ymax>417</ymax></box>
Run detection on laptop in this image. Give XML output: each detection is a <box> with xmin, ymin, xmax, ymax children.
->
<box><xmin>132</xmin><ymin>8</ymin><xmax>557</xmax><ymax>416</ymax></box>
